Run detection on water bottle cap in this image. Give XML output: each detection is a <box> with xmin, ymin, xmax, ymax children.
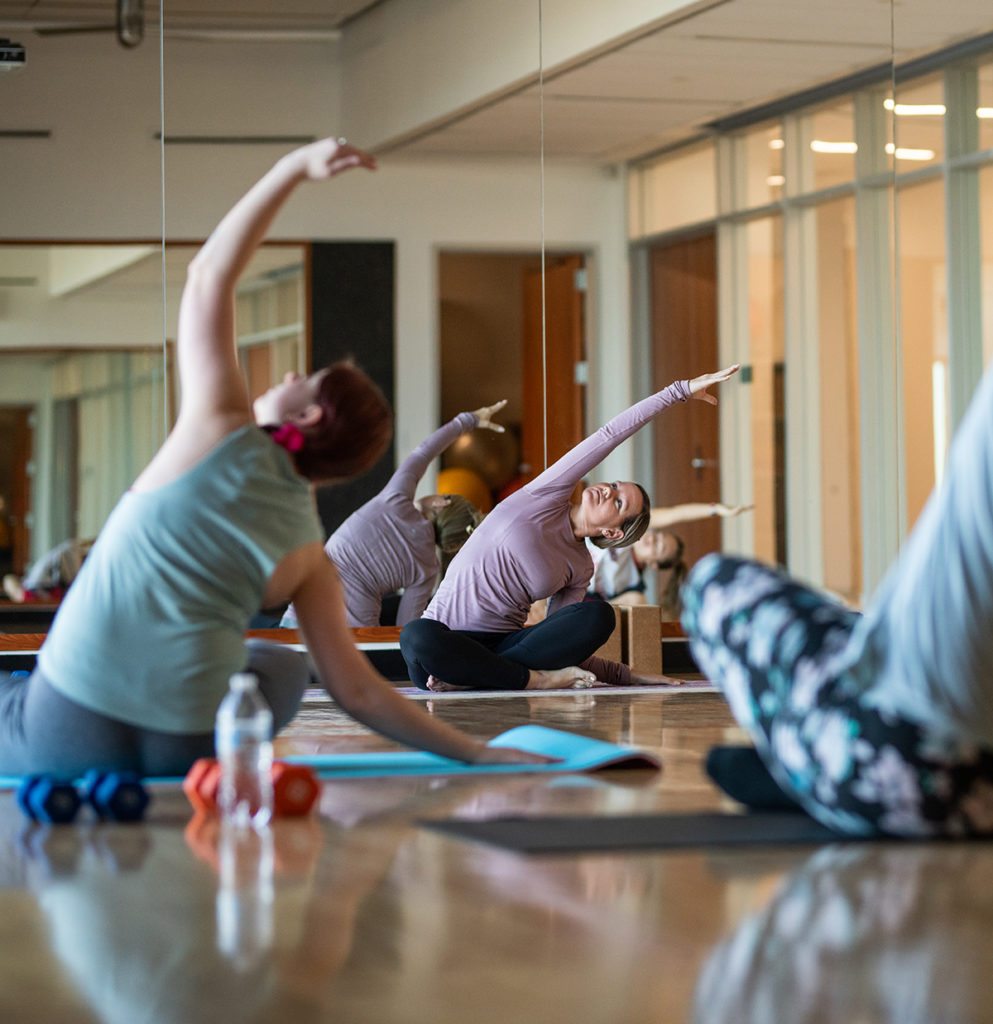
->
<box><xmin>229</xmin><ymin>672</ymin><xmax>259</xmax><ymax>693</ymax></box>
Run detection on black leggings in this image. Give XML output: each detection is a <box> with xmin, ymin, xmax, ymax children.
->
<box><xmin>0</xmin><ymin>640</ymin><xmax>311</xmax><ymax>778</ymax></box>
<box><xmin>399</xmin><ymin>600</ymin><xmax>616</xmax><ymax>690</ymax></box>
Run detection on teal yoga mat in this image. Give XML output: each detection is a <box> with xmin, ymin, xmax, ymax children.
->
<box><xmin>0</xmin><ymin>726</ymin><xmax>661</xmax><ymax>786</ymax></box>
<box><xmin>282</xmin><ymin>725</ymin><xmax>661</xmax><ymax>778</ymax></box>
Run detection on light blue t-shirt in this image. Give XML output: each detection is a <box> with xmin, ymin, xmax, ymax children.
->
<box><xmin>38</xmin><ymin>426</ymin><xmax>322</xmax><ymax>733</ymax></box>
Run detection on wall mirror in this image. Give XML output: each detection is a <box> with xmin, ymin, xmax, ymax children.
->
<box><xmin>1</xmin><ymin>0</ymin><xmax>991</xmax><ymax>609</ymax></box>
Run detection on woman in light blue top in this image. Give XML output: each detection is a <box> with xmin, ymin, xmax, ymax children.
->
<box><xmin>0</xmin><ymin>138</ymin><xmax>546</xmax><ymax>777</ymax></box>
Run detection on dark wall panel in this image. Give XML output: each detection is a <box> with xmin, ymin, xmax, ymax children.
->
<box><xmin>309</xmin><ymin>241</ymin><xmax>395</xmax><ymax>536</ymax></box>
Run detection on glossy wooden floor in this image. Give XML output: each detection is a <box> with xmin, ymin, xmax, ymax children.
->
<box><xmin>2</xmin><ymin>685</ymin><xmax>992</xmax><ymax>1023</ymax></box>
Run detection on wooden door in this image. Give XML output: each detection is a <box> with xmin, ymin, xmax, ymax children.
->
<box><xmin>0</xmin><ymin>407</ymin><xmax>34</xmax><ymax>576</ymax></box>
<box><xmin>521</xmin><ymin>255</ymin><xmax>586</xmax><ymax>482</ymax></box>
<box><xmin>650</xmin><ymin>233</ymin><xmax>721</xmax><ymax>566</ymax></box>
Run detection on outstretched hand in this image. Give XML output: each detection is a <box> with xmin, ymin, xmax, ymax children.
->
<box><xmin>472</xmin><ymin>744</ymin><xmax>560</xmax><ymax>766</ymax></box>
<box><xmin>688</xmin><ymin>364</ymin><xmax>740</xmax><ymax>405</ymax></box>
<box><xmin>715</xmin><ymin>502</ymin><xmax>755</xmax><ymax>518</ymax></box>
<box><xmin>472</xmin><ymin>399</ymin><xmax>508</xmax><ymax>433</ymax></box>
<box><xmin>294</xmin><ymin>137</ymin><xmax>377</xmax><ymax>181</ymax></box>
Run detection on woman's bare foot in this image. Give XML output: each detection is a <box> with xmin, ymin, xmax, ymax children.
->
<box><xmin>526</xmin><ymin>666</ymin><xmax>598</xmax><ymax>690</ymax></box>
<box><xmin>425</xmin><ymin>675</ymin><xmax>471</xmax><ymax>693</ymax></box>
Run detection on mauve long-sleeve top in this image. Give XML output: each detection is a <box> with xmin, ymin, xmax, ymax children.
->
<box><xmin>424</xmin><ymin>381</ymin><xmax>690</xmax><ymax>683</ymax></box>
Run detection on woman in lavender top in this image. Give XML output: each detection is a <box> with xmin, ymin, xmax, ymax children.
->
<box><xmin>400</xmin><ymin>365</ymin><xmax>740</xmax><ymax>691</ymax></box>
<box><xmin>281</xmin><ymin>404</ymin><xmax>500</xmax><ymax>628</ymax></box>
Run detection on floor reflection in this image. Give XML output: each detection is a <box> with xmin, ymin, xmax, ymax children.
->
<box><xmin>692</xmin><ymin>842</ymin><xmax>993</xmax><ymax>1024</ymax></box>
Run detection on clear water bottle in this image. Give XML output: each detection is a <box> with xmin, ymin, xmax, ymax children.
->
<box><xmin>215</xmin><ymin>672</ymin><xmax>274</xmax><ymax>828</ymax></box>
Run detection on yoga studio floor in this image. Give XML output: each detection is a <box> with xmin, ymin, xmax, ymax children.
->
<box><xmin>1</xmin><ymin>684</ymin><xmax>991</xmax><ymax>1024</ymax></box>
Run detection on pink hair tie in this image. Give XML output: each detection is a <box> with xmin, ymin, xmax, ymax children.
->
<box><xmin>271</xmin><ymin>423</ymin><xmax>306</xmax><ymax>453</ymax></box>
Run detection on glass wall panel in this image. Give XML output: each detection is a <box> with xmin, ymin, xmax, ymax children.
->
<box><xmin>628</xmin><ymin>143</ymin><xmax>717</xmax><ymax>239</ymax></box>
<box><xmin>815</xmin><ymin>197</ymin><xmax>861</xmax><ymax>602</ymax></box>
<box><xmin>898</xmin><ymin>178</ymin><xmax>947</xmax><ymax>528</ymax></box>
<box><xmin>743</xmin><ymin>122</ymin><xmax>784</xmax><ymax>207</ymax></box>
<box><xmin>890</xmin><ymin>74</ymin><xmax>945</xmax><ymax>167</ymax></box>
<box><xmin>630</xmin><ymin>48</ymin><xmax>993</xmax><ymax>594</ymax></box>
<box><xmin>745</xmin><ymin>217</ymin><xmax>785</xmax><ymax>566</ymax></box>
<box><xmin>981</xmin><ymin>164</ymin><xmax>993</xmax><ymax>366</ymax></box>
<box><xmin>810</xmin><ymin>99</ymin><xmax>857</xmax><ymax>191</ymax></box>
<box><xmin>979</xmin><ymin>62</ymin><xmax>993</xmax><ymax>152</ymax></box>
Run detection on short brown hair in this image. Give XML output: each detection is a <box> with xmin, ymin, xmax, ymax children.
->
<box><xmin>289</xmin><ymin>360</ymin><xmax>393</xmax><ymax>483</ymax></box>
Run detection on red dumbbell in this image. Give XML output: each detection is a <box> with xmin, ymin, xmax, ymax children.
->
<box><xmin>183</xmin><ymin>758</ymin><xmax>221</xmax><ymax>814</ymax></box>
<box><xmin>183</xmin><ymin>758</ymin><xmax>319</xmax><ymax>817</ymax></box>
<box><xmin>271</xmin><ymin>762</ymin><xmax>320</xmax><ymax>817</ymax></box>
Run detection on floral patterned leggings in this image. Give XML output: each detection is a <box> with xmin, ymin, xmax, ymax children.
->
<box><xmin>682</xmin><ymin>554</ymin><xmax>993</xmax><ymax>837</ymax></box>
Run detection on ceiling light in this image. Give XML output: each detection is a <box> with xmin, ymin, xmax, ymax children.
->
<box><xmin>977</xmin><ymin>108</ymin><xmax>993</xmax><ymax>119</ymax></box>
<box><xmin>768</xmin><ymin>138</ymin><xmax>784</xmax><ymax>150</ymax></box>
<box><xmin>810</xmin><ymin>140</ymin><xmax>857</xmax><ymax>154</ymax></box>
<box><xmin>884</xmin><ymin>143</ymin><xmax>935</xmax><ymax>160</ymax></box>
<box><xmin>766</xmin><ymin>175</ymin><xmax>785</xmax><ymax>186</ymax></box>
<box><xmin>883</xmin><ymin>99</ymin><xmax>946</xmax><ymax>116</ymax></box>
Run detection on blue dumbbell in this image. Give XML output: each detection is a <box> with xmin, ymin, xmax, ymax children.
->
<box><xmin>17</xmin><ymin>775</ymin><xmax>82</xmax><ymax>824</ymax></box>
<box><xmin>82</xmin><ymin>770</ymin><xmax>150</xmax><ymax>822</ymax></box>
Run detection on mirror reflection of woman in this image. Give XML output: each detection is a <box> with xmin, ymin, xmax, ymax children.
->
<box><xmin>280</xmin><ymin>403</ymin><xmax>501</xmax><ymax>630</ymax></box>
<box><xmin>0</xmin><ymin>137</ymin><xmax>547</xmax><ymax>777</ymax></box>
<box><xmin>586</xmin><ymin>502</ymin><xmax>754</xmax><ymax>618</ymax></box>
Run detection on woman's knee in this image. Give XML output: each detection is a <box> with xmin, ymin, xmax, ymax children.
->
<box><xmin>399</xmin><ymin>618</ymin><xmax>447</xmax><ymax>661</ymax></box>
<box><xmin>245</xmin><ymin>640</ymin><xmax>310</xmax><ymax>731</ymax></box>
<box><xmin>681</xmin><ymin>554</ymin><xmax>783</xmax><ymax>641</ymax></box>
<box><xmin>576</xmin><ymin>598</ymin><xmax>616</xmax><ymax>645</ymax></box>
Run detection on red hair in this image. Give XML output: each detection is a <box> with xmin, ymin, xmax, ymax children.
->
<box><xmin>277</xmin><ymin>360</ymin><xmax>392</xmax><ymax>483</ymax></box>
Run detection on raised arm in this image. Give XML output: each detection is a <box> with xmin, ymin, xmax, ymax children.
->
<box><xmin>649</xmin><ymin>502</ymin><xmax>754</xmax><ymax>530</ymax></box>
<box><xmin>175</xmin><ymin>139</ymin><xmax>376</xmax><ymax>428</ymax></box>
<box><xmin>388</xmin><ymin>400</ymin><xmax>506</xmax><ymax>499</ymax></box>
<box><xmin>529</xmin><ymin>366</ymin><xmax>740</xmax><ymax>496</ymax></box>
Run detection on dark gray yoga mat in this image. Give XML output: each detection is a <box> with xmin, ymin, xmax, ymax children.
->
<box><xmin>421</xmin><ymin>810</ymin><xmax>849</xmax><ymax>854</ymax></box>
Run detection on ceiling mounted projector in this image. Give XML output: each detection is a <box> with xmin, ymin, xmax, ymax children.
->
<box><xmin>0</xmin><ymin>39</ymin><xmax>25</xmax><ymax>71</ymax></box>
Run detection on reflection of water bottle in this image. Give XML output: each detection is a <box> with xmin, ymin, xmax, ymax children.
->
<box><xmin>216</xmin><ymin>821</ymin><xmax>274</xmax><ymax>971</ymax></box>
<box><xmin>215</xmin><ymin>673</ymin><xmax>273</xmax><ymax>828</ymax></box>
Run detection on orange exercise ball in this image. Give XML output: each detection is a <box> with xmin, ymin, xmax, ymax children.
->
<box><xmin>436</xmin><ymin>467</ymin><xmax>493</xmax><ymax>514</ymax></box>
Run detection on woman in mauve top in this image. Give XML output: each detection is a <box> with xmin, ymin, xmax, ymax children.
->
<box><xmin>281</xmin><ymin>403</ymin><xmax>500</xmax><ymax>628</ymax></box>
<box><xmin>399</xmin><ymin>365</ymin><xmax>740</xmax><ymax>691</ymax></box>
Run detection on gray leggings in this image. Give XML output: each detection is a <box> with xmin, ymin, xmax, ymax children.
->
<box><xmin>0</xmin><ymin>640</ymin><xmax>312</xmax><ymax>778</ymax></box>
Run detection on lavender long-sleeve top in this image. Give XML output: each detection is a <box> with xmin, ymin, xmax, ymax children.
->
<box><xmin>425</xmin><ymin>381</ymin><xmax>690</xmax><ymax>683</ymax></box>
<box><xmin>283</xmin><ymin>412</ymin><xmax>477</xmax><ymax>628</ymax></box>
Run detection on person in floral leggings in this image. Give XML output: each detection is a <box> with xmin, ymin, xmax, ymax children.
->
<box><xmin>682</xmin><ymin>359</ymin><xmax>993</xmax><ymax>838</ymax></box>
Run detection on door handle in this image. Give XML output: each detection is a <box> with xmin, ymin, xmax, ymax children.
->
<box><xmin>692</xmin><ymin>446</ymin><xmax>717</xmax><ymax>480</ymax></box>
